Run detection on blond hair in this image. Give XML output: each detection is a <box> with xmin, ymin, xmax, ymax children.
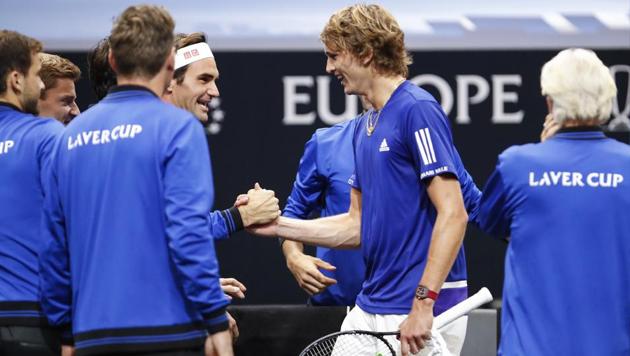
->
<box><xmin>320</xmin><ymin>4</ymin><xmax>412</xmax><ymax>77</ymax></box>
<box><xmin>39</xmin><ymin>53</ymin><xmax>81</xmax><ymax>96</ymax></box>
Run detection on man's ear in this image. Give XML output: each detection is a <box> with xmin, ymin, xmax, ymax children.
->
<box><xmin>546</xmin><ymin>96</ymin><xmax>553</xmax><ymax>114</ymax></box>
<box><xmin>8</xmin><ymin>70</ymin><xmax>23</xmax><ymax>95</ymax></box>
<box><xmin>166</xmin><ymin>80</ymin><xmax>175</xmax><ymax>94</ymax></box>
<box><xmin>361</xmin><ymin>47</ymin><xmax>374</xmax><ymax>66</ymax></box>
<box><xmin>108</xmin><ymin>49</ymin><xmax>118</xmax><ymax>74</ymax></box>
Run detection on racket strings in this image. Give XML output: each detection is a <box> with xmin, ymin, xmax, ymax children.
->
<box><xmin>301</xmin><ymin>332</ymin><xmax>394</xmax><ymax>356</ymax></box>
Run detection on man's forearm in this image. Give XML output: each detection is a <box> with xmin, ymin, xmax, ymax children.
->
<box><xmin>277</xmin><ymin>213</ymin><xmax>360</xmax><ymax>249</ymax></box>
<box><xmin>282</xmin><ymin>240</ymin><xmax>305</xmax><ymax>258</ymax></box>
<box><xmin>419</xmin><ymin>210</ymin><xmax>468</xmax><ymax>292</ymax></box>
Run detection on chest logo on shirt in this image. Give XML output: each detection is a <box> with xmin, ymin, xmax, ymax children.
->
<box><xmin>379</xmin><ymin>138</ymin><xmax>390</xmax><ymax>152</ymax></box>
<box><xmin>0</xmin><ymin>140</ymin><xmax>15</xmax><ymax>155</ymax></box>
<box><xmin>414</xmin><ymin>128</ymin><xmax>437</xmax><ymax>165</ymax></box>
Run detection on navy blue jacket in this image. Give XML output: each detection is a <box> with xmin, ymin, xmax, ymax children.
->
<box><xmin>0</xmin><ymin>102</ymin><xmax>63</xmax><ymax>326</ymax></box>
<box><xmin>39</xmin><ymin>86</ymin><xmax>229</xmax><ymax>355</ymax></box>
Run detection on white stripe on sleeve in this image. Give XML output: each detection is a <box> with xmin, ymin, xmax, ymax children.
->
<box><xmin>415</xmin><ymin>130</ymin><xmax>429</xmax><ymax>165</ymax></box>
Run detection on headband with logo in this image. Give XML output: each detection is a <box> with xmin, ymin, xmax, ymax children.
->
<box><xmin>174</xmin><ymin>42</ymin><xmax>214</xmax><ymax>70</ymax></box>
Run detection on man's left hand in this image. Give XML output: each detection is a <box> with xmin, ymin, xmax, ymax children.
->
<box><xmin>399</xmin><ymin>299</ymin><xmax>434</xmax><ymax>356</ymax></box>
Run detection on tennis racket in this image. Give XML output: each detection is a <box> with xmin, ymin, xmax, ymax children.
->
<box><xmin>299</xmin><ymin>287</ymin><xmax>493</xmax><ymax>356</ymax></box>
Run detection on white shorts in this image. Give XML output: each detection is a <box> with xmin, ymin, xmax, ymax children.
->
<box><xmin>340</xmin><ymin>305</ymin><xmax>468</xmax><ymax>356</ymax></box>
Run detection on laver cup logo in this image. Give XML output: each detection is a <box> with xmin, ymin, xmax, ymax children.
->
<box><xmin>606</xmin><ymin>64</ymin><xmax>630</xmax><ymax>132</ymax></box>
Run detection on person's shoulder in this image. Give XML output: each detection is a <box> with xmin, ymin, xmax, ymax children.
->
<box><xmin>599</xmin><ymin>137</ymin><xmax>630</xmax><ymax>162</ymax></box>
<box><xmin>397</xmin><ymin>83</ymin><xmax>440</xmax><ymax>109</ymax></box>
<box><xmin>498</xmin><ymin>142</ymin><xmax>542</xmax><ymax>162</ymax></box>
<box><xmin>24</xmin><ymin>115</ymin><xmax>64</xmax><ymax>138</ymax></box>
<box><xmin>316</xmin><ymin>118</ymin><xmax>355</xmax><ymax>139</ymax></box>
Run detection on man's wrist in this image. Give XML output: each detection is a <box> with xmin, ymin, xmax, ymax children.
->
<box><xmin>234</xmin><ymin>206</ymin><xmax>248</xmax><ymax>227</ymax></box>
<box><xmin>415</xmin><ymin>284</ymin><xmax>439</xmax><ymax>301</ymax></box>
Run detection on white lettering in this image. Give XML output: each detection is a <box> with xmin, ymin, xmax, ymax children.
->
<box><xmin>531</xmin><ymin>171</ymin><xmax>623</xmax><ymax>188</ymax></box>
<box><xmin>0</xmin><ymin>140</ymin><xmax>15</xmax><ymax>154</ymax></box>
<box><xmin>282</xmin><ymin>76</ymin><xmax>316</xmax><ymax>125</ymax></box>
<box><xmin>549</xmin><ymin>171</ymin><xmax>562</xmax><ymax>185</ymax></box>
<box><xmin>492</xmin><ymin>75</ymin><xmax>524</xmax><ymax>124</ymax></box>
<box><xmin>119</xmin><ymin>125</ymin><xmax>131</xmax><ymax>138</ymax></box>
<box><xmin>66</xmin><ymin>124</ymin><xmax>143</xmax><ymax>151</ymax></box>
<box><xmin>539</xmin><ymin>172</ymin><xmax>551</xmax><ymax>186</ymax></box>
<box><xmin>92</xmin><ymin>130</ymin><xmax>101</xmax><ymax>144</ymax></box>
<box><xmin>455</xmin><ymin>75</ymin><xmax>490</xmax><ymax>124</ymax></box>
<box><xmin>111</xmin><ymin>126</ymin><xmax>121</xmax><ymax>140</ymax></box>
<box><xmin>130</xmin><ymin>125</ymin><xmax>142</xmax><ymax>138</ymax></box>
<box><xmin>101</xmin><ymin>130</ymin><xmax>110</xmax><ymax>144</ymax></box>
<box><xmin>81</xmin><ymin>131</ymin><xmax>93</xmax><ymax>144</ymax></box>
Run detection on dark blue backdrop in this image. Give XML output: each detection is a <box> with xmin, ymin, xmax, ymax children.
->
<box><xmin>58</xmin><ymin>49</ymin><xmax>630</xmax><ymax>305</ymax></box>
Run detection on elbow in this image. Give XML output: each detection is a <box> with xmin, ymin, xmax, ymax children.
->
<box><xmin>442</xmin><ymin>205</ymin><xmax>468</xmax><ymax>229</ymax></box>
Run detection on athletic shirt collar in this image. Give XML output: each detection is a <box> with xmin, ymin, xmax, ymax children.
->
<box><xmin>554</xmin><ymin>126</ymin><xmax>606</xmax><ymax>140</ymax></box>
<box><xmin>0</xmin><ymin>101</ymin><xmax>23</xmax><ymax>113</ymax></box>
<box><xmin>107</xmin><ymin>85</ymin><xmax>159</xmax><ymax>98</ymax></box>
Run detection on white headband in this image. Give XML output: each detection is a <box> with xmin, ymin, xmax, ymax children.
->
<box><xmin>174</xmin><ymin>42</ymin><xmax>214</xmax><ymax>70</ymax></box>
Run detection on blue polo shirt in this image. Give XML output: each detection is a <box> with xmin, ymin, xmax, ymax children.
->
<box><xmin>350</xmin><ymin>81</ymin><xmax>471</xmax><ymax>315</ymax></box>
<box><xmin>478</xmin><ymin>127</ymin><xmax>630</xmax><ymax>355</ymax></box>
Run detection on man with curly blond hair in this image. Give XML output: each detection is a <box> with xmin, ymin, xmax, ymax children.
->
<box><xmin>251</xmin><ymin>4</ymin><xmax>479</xmax><ymax>355</ymax></box>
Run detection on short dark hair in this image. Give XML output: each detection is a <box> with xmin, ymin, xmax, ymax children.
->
<box><xmin>0</xmin><ymin>30</ymin><xmax>42</xmax><ymax>95</ymax></box>
<box><xmin>87</xmin><ymin>37</ymin><xmax>116</xmax><ymax>100</ymax></box>
<box><xmin>109</xmin><ymin>5</ymin><xmax>175</xmax><ymax>78</ymax></box>
<box><xmin>173</xmin><ymin>32</ymin><xmax>207</xmax><ymax>84</ymax></box>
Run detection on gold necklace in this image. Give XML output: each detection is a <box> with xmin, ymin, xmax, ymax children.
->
<box><xmin>366</xmin><ymin>109</ymin><xmax>381</xmax><ymax>136</ymax></box>
<box><xmin>365</xmin><ymin>78</ymin><xmax>406</xmax><ymax>137</ymax></box>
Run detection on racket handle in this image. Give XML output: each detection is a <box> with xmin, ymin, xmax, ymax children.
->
<box><xmin>434</xmin><ymin>287</ymin><xmax>493</xmax><ymax>330</ymax></box>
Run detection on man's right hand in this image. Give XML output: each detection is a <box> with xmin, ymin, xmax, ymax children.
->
<box><xmin>204</xmin><ymin>329</ymin><xmax>233</xmax><ymax>356</ymax></box>
<box><xmin>286</xmin><ymin>250</ymin><xmax>337</xmax><ymax>295</ymax></box>
<box><xmin>238</xmin><ymin>183</ymin><xmax>280</xmax><ymax>227</ymax></box>
<box><xmin>540</xmin><ymin>114</ymin><xmax>560</xmax><ymax>142</ymax></box>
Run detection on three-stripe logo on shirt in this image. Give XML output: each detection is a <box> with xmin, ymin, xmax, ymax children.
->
<box><xmin>414</xmin><ymin>128</ymin><xmax>437</xmax><ymax>165</ymax></box>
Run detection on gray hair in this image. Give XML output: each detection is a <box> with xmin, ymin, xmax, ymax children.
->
<box><xmin>541</xmin><ymin>48</ymin><xmax>617</xmax><ymax>125</ymax></box>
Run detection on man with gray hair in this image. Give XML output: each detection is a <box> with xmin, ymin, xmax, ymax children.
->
<box><xmin>477</xmin><ymin>48</ymin><xmax>629</xmax><ymax>355</ymax></box>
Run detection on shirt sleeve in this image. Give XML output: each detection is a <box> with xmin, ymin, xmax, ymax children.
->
<box><xmin>283</xmin><ymin>133</ymin><xmax>325</xmax><ymax>219</ymax></box>
<box><xmin>349</xmin><ymin>122</ymin><xmax>361</xmax><ymax>190</ymax></box>
<box><xmin>405</xmin><ymin>102</ymin><xmax>459</xmax><ymax>182</ymax></box>
<box><xmin>163</xmin><ymin>117</ymin><xmax>229</xmax><ymax>334</ymax></box>
<box><xmin>39</xmin><ymin>127</ymin><xmax>74</xmax><ymax>344</ymax></box>
<box><xmin>477</xmin><ymin>156</ymin><xmax>512</xmax><ymax>238</ymax></box>
<box><xmin>459</xmin><ymin>168</ymin><xmax>483</xmax><ymax>226</ymax></box>
<box><xmin>208</xmin><ymin>207</ymin><xmax>244</xmax><ymax>240</ymax></box>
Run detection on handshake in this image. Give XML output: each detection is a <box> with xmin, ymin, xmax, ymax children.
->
<box><xmin>234</xmin><ymin>183</ymin><xmax>280</xmax><ymax>227</ymax></box>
